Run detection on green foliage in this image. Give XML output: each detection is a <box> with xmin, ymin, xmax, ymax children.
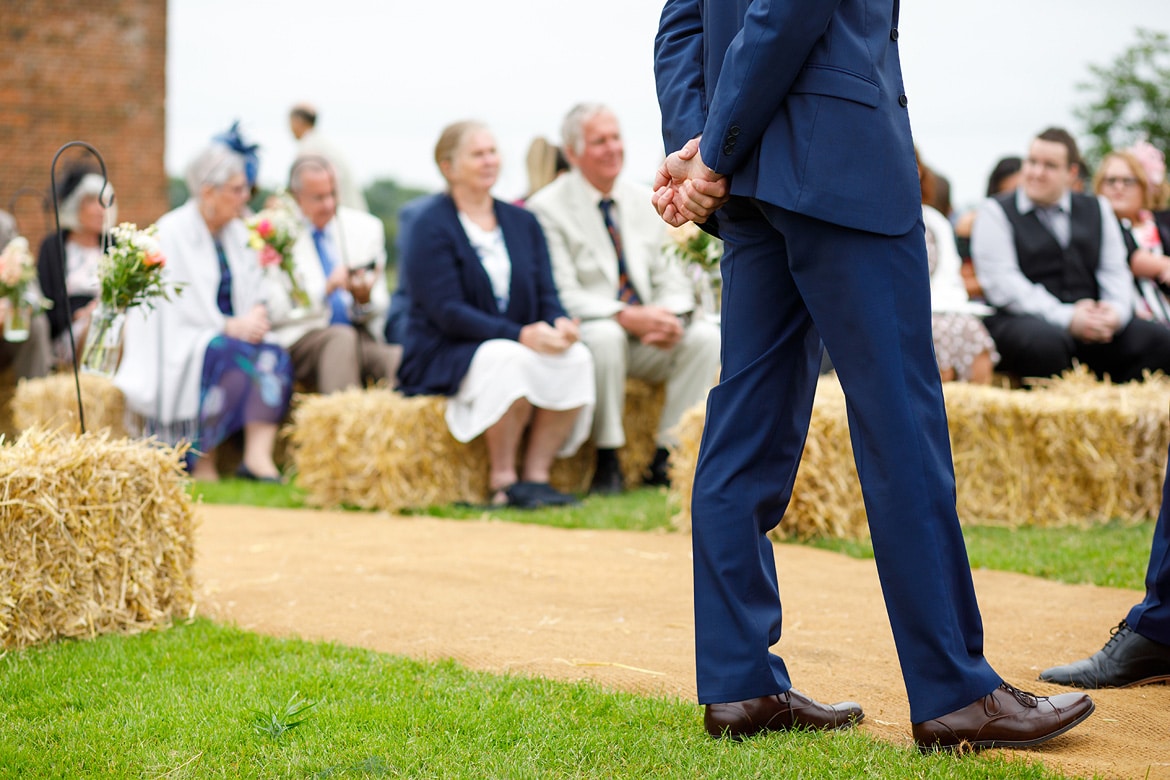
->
<box><xmin>1076</xmin><ymin>28</ymin><xmax>1170</xmax><ymax>168</ymax></box>
<box><xmin>0</xmin><ymin>620</ymin><xmax>1076</xmax><ymax>779</ymax></box>
<box><xmin>363</xmin><ymin>178</ymin><xmax>433</xmax><ymax>267</ymax></box>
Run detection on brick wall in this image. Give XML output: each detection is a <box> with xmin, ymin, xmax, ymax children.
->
<box><xmin>0</xmin><ymin>0</ymin><xmax>167</xmax><ymax>246</ymax></box>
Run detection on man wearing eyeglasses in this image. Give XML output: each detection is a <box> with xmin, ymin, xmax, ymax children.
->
<box><xmin>971</xmin><ymin>127</ymin><xmax>1170</xmax><ymax>382</ymax></box>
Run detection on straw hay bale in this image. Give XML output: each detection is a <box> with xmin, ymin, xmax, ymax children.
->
<box><xmin>0</xmin><ymin>366</ymin><xmax>16</xmax><ymax>440</ymax></box>
<box><xmin>0</xmin><ymin>428</ymin><xmax>197</xmax><ymax>650</ymax></box>
<box><xmin>11</xmin><ymin>373</ymin><xmax>127</xmax><ymax>437</ymax></box>
<box><xmin>670</xmin><ymin>368</ymin><xmax>1170</xmax><ymax>539</ymax></box>
<box><xmin>288</xmin><ymin>379</ymin><xmax>666</xmax><ymax>511</ymax></box>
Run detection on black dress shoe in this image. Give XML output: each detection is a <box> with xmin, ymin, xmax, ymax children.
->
<box><xmin>704</xmin><ymin>689</ymin><xmax>864</xmax><ymax>740</ymax></box>
<box><xmin>590</xmin><ymin>453</ymin><xmax>624</xmax><ymax>495</ymax></box>
<box><xmin>643</xmin><ymin>447</ymin><xmax>671</xmax><ymax>487</ymax></box>
<box><xmin>912</xmin><ymin>682</ymin><xmax>1094</xmax><ymax>753</ymax></box>
<box><xmin>1040</xmin><ymin>620</ymin><xmax>1170</xmax><ymax>688</ymax></box>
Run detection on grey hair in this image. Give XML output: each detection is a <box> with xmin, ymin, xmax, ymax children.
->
<box><xmin>288</xmin><ymin>156</ymin><xmax>336</xmax><ymax>193</ymax></box>
<box><xmin>185</xmin><ymin>142</ymin><xmax>246</xmax><ymax>194</ymax></box>
<box><xmin>561</xmin><ymin>102</ymin><xmax>612</xmax><ymax>157</ymax></box>
<box><xmin>59</xmin><ymin>173</ymin><xmax>116</xmax><ymax>232</ymax></box>
<box><xmin>0</xmin><ymin>210</ymin><xmax>17</xmax><ymax>250</ymax></box>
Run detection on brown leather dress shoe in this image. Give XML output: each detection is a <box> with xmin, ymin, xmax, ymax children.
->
<box><xmin>704</xmin><ymin>689</ymin><xmax>864</xmax><ymax>740</ymax></box>
<box><xmin>912</xmin><ymin>682</ymin><xmax>1094</xmax><ymax>753</ymax></box>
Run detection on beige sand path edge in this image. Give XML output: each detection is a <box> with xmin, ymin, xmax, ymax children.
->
<box><xmin>194</xmin><ymin>505</ymin><xmax>1170</xmax><ymax>780</ymax></box>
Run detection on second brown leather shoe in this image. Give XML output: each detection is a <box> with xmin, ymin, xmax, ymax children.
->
<box><xmin>913</xmin><ymin>682</ymin><xmax>1094</xmax><ymax>753</ymax></box>
<box><xmin>704</xmin><ymin>689</ymin><xmax>864</xmax><ymax>740</ymax></box>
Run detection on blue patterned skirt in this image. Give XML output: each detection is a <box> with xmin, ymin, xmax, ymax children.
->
<box><xmin>190</xmin><ymin>336</ymin><xmax>294</xmax><ymax>466</ymax></box>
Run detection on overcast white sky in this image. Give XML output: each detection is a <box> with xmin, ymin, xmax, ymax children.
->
<box><xmin>167</xmin><ymin>1</ymin><xmax>1167</xmax><ymax>211</ymax></box>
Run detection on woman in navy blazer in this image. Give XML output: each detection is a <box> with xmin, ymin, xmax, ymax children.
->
<box><xmin>398</xmin><ymin>121</ymin><xmax>595</xmax><ymax>509</ymax></box>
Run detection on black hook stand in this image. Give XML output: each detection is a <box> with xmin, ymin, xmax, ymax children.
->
<box><xmin>6</xmin><ymin>187</ymin><xmax>51</xmax><ymax>228</ymax></box>
<box><xmin>49</xmin><ymin>142</ymin><xmax>115</xmax><ymax>436</ymax></box>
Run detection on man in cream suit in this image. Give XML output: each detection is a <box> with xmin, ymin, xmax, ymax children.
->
<box><xmin>267</xmin><ymin>158</ymin><xmax>400</xmax><ymax>393</ymax></box>
<box><xmin>526</xmin><ymin>103</ymin><xmax>720</xmax><ymax>493</ymax></box>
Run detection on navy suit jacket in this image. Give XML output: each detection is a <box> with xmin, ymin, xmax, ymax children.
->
<box><xmin>384</xmin><ymin>193</ymin><xmax>442</xmax><ymax>344</ymax></box>
<box><xmin>654</xmin><ymin>0</ymin><xmax>921</xmax><ymax>237</ymax></box>
<box><xmin>397</xmin><ymin>194</ymin><xmax>567</xmax><ymax>396</ymax></box>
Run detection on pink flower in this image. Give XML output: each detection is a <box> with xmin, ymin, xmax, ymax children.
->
<box><xmin>258</xmin><ymin>245</ymin><xmax>282</xmax><ymax>268</ymax></box>
<box><xmin>257</xmin><ymin>219</ymin><xmax>274</xmax><ymax>239</ymax></box>
<box><xmin>143</xmin><ymin>252</ymin><xmax>165</xmax><ymax>268</ymax></box>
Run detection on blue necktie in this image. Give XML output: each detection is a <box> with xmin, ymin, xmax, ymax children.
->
<box><xmin>599</xmin><ymin>198</ymin><xmax>641</xmax><ymax>305</ymax></box>
<box><xmin>312</xmin><ymin>227</ymin><xmax>350</xmax><ymax>325</ymax></box>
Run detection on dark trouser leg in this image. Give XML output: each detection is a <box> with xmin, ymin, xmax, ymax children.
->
<box><xmin>984</xmin><ymin>313</ymin><xmax>1075</xmax><ymax>380</ymax></box>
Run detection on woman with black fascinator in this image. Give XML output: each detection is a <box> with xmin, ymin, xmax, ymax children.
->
<box><xmin>35</xmin><ymin>162</ymin><xmax>117</xmax><ymax>368</ymax></box>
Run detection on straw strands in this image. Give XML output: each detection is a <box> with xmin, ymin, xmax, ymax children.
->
<box><xmin>11</xmin><ymin>373</ymin><xmax>127</xmax><ymax>437</ymax></box>
<box><xmin>0</xmin><ymin>428</ymin><xmax>197</xmax><ymax>650</ymax></box>
<box><xmin>670</xmin><ymin>368</ymin><xmax>1170</xmax><ymax>539</ymax></box>
<box><xmin>288</xmin><ymin>380</ymin><xmax>665</xmax><ymax>511</ymax></box>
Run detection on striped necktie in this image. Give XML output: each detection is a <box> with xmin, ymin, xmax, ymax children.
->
<box><xmin>599</xmin><ymin>198</ymin><xmax>641</xmax><ymax>305</ymax></box>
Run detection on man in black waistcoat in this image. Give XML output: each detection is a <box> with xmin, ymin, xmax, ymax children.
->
<box><xmin>971</xmin><ymin>127</ymin><xmax>1170</xmax><ymax>382</ymax></box>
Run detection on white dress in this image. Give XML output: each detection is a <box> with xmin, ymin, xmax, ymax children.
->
<box><xmin>443</xmin><ymin>217</ymin><xmax>595</xmax><ymax>457</ymax></box>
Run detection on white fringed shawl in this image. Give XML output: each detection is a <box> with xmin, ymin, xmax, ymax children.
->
<box><xmin>114</xmin><ymin>200</ymin><xmax>265</xmax><ymax>443</ymax></box>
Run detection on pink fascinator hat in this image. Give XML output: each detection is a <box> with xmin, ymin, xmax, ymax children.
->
<box><xmin>1126</xmin><ymin>139</ymin><xmax>1167</xmax><ymax>197</ymax></box>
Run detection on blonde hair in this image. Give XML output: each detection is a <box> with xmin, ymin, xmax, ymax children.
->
<box><xmin>525</xmin><ymin>137</ymin><xmax>566</xmax><ymax>198</ymax></box>
<box><xmin>1093</xmin><ymin>151</ymin><xmax>1160</xmax><ymax>211</ymax></box>
<box><xmin>434</xmin><ymin>120</ymin><xmax>489</xmax><ymax>184</ymax></box>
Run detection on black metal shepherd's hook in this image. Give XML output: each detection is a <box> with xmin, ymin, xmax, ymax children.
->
<box><xmin>49</xmin><ymin>142</ymin><xmax>115</xmax><ymax>436</ymax></box>
<box><xmin>6</xmin><ymin>187</ymin><xmax>51</xmax><ymax>225</ymax></box>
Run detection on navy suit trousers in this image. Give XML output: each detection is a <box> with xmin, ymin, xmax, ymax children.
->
<box><xmin>692</xmin><ymin>197</ymin><xmax>1002</xmax><ymax>723</ymax></box>
<box><xmin>1128</xmin><ymin>443</ymin><xmax>1170</xmax><ymax>645</ymax></box>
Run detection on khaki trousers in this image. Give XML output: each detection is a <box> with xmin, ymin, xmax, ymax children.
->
<box><xmin>288</xmin><ymin>325</ymin><xmax>402</xmax><ymax>394</ymax></box>
<box><xmin>579</xmin><ymin>317</ymin><xmax>720</xmax><ymax>449</ymax></box>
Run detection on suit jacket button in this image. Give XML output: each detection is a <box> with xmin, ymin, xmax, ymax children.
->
<box><xmin>729</xmin><ymin>126</ymin><xmax>740</xmax><ymax>136</ymax></box>
<box><xmin>898</xmin><ymin>94</ymin><xmax>909</xmax><ymax>107</ymax></box>
<box><xmin>890</xmin><ymin>28</ymin><xmax>898</xmax><ymax>41</ymax></box>
<box><xmin>723</xmin><ymin>144</ymin><xmax>735</xmax><ymax>155</ymax></box>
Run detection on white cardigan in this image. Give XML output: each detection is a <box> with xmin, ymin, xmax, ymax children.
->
<box><xmin>115</xmin><ymin>200</ymin><xmax>266</xmax><ymax>432</ymax></box>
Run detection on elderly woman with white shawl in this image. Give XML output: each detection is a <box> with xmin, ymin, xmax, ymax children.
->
<box><xmin>115</xmin><ymin>129</ymin><xmax>294</xmax><ymax>481</ymax></box>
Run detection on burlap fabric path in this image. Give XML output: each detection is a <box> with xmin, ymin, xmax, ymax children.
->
<box><xmin>195</xmin><ymin>506</ymin><xmax>1169</xmax><ymax>779</ymax></box>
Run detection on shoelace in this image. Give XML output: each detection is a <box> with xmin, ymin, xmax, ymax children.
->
<box><xmin>1102</xmin><ymin>620</ymin><xmax>1132</xmax><ymax>652</ymax></box>
<box><xmin>998</xmin><ymin>682</ymin><xmax>1039</xmax><ymax>708</ymax></box>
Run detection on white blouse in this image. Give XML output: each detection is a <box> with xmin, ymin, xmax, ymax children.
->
<box><xmin>458</xmin><ymin>212</ymin><xmax>511</xmax><ymax>312</ymax></box>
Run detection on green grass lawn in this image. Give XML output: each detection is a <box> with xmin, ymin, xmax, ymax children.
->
<box><xmin>4</xmin><ymin>477</ymin><xmax>1136</xmax><ymax>777</ymax></box>
<box><xmin>0</xmin><ymin>619</ymin><xmax>1073</xmax><ymax>779</ymax></box>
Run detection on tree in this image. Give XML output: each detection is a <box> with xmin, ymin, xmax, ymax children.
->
<box><xmin>1076</xmin><ymin>28</ymin><xmax>1170</xmax><ymax>169</ymax></box>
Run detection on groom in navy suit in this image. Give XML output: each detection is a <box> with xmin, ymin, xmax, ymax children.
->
<box><xmin>653</xmin><ymin>0</ymin><xmax>1095</xmax><ymax>751</ymax></box>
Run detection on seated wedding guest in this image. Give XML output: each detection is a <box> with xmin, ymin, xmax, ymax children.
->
<box><xmin>918</xmin><ymin>153</ymin><xmax>998</xmax><ymax>384</ymax></box>
<box><xmin>526</xmin><ymin>103</ymin><xmax>720</xmax><ymax>494</ymax></box>
<box><xmin>0</xmin><ymin>211</ymin><xmax>51</xmax><ymax>379</ymax></box>
<box><xmin>267</xmin><ymin>157</ymin><xmax>400</xmax><ymax>392</ymax></box>
<box><xmin>1093</xmin><ymin>142</ymin><xmax>1170</xmax><ymax>324</ymax></box>
<box><xmin>115</xmin><ymin>128</ymin><xmax>294</xmax><ymax>482</ymax></box>
<box><xmin>954</xmin><ymin>156</ymin><xmax>1023</xmax><ymax>301</ymax></box>
<box><xmin>397</xmin><ymin>120</ymin><xmax>594</xmax><ymax>509</ymax></box>
<box><xmin>36</xmin><ymin>164</ymin><xmax>116</xmax><ymax>368</ymax></box>
<box><xmin>971</xmin><ymin>127</ymin><xmax>1170</xmax><ymax>383</ymax></box>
